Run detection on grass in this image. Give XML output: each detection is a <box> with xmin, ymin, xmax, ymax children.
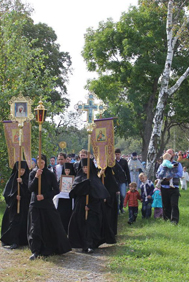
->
<box><xmin>0</xmin><ymin>200</ymin><xmax>5</xmax><ymax>229</ymax></box>
<box><xmin>1</xmin><ymin>190</ymin><xmax>189</xmax><ymax>281</ymax></box>
<box><xmin>108</xmin><ymin>189</ymin><xmax>189</xmax><ymax>282</ymax></box>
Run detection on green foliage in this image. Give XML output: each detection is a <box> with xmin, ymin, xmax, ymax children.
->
<box><xmin>22</xmin><ymin>19</ymin><xmax>72</xmax><ymax>118</ymax></box>
<box><xmin>115</xmin><ymin>136</ymin><xmax>142</xmax><ymax>156</ymax></box>
<box><xmin>0</xmin><ymin>0</ymin><xmax>73</xmax><ymax>192</ymax></box>
<box><xmin>82</xmin><ymin>1</ymin><xmax>189</xmax><ymax>161</ymax></box>
<box><xmin>180</xmin><ymin>159</ymin><xmax>189</xmax><ymax>170</ymax></box>
<box><xmin>165</xmin><ymin>125</ymin><xmax>189</xmax><ymax>153</ymax></box>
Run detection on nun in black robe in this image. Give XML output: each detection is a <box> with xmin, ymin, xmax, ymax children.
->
<box><xmin>53</xmin><ymin>162</ymin><xmax>75</xmax><ymax>234</ymax></box>
<box><xmin>68</xmin><ymin>158</ymin><xmax>116</xmax><ymax>253</ymax></box>
<box><xmin>101</xmin><ymin>166</ymin><xmax>119</xmax><ymax>235</ymax></box>
<box><xmin>27</xmin><ymin>154</ymin><xmax>71</xmax><ymax>260</ymax></box>
<box><xmin>1</xmin><ymin>161</ymin><xmax>30</xmax><ymax>249</ymax></box>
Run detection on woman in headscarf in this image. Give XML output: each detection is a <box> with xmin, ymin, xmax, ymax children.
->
<box><xmin>1</xmin><ymin>161</ymin><xmax>30</xmax><ymax>249</ymax></box>
<box><xmin>53</xmin><ymin>162</ymin><xmax>75</xmax><ymax>234</ymax></box>
<box><xmin>68</xmin><ymin>158</ymin><xmax>115</xmax><ymax>253</ymax></box>
<box><xmin>27</xmin><ymin>154</ymin><xmax>71</xmax><ymax>260</ymax></box>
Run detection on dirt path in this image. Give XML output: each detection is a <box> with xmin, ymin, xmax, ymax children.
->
<box><xmin>0</xmin><ymin>244</ymin><xmax>115</xmax><ymax>282</ymax></box>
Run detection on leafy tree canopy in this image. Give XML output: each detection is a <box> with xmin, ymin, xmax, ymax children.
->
<box><xmin>0</xmin><ymin>0</ymin><xmax>73</xmax><ymax>190</ymax></box>
<box><xmin>82</xmin><ymin>0</ymin><xmax>189</xmax><ymax>161</ymax></box>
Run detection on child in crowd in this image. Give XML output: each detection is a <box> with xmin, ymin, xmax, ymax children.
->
<box><xmin>139</xmin><ymin>173</ymin><xmax>154</xmax><ymax>218</ymax></box>
<box><xmin>123</xmin><ymin>182</ymin><xmax>141</xmax><ymax>225</ymax></box>
<box><xmin>180</xmin><ymin>167</ymin><xmax>189</xmax><ymax>190</ymax></box>
<box><xmin>152</xmin><ymin>180</ymin><xmax>163</xmax><ymax>218</ymax></box>
<box><xmin>155</xmin><ymin>153</ymin><xmax>178</xmax><ymax>189</ymax></box>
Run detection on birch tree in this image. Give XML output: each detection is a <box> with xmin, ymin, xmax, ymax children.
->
<box><xmin>146</xmin><ymin>0</ymin><xmax>189</xmax><ymax>178</ymax></box>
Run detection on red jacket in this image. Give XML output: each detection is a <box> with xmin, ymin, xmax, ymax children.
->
<box><xmin>124</xmin><ymin>190</ymin><xmax>141</xmax><ymax>207</ymax></box>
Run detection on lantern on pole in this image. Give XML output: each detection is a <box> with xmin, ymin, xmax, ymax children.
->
<box><xmin>34</xmin><ymin>98</ymin><xmax>47</xmax><ymax>195</ymax></box>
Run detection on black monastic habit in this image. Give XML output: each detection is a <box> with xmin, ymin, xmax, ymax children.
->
<box><xmin>103</xmin><ymin>166</ymin><xmax>119</xmax><ymax>235</ymax></box>
<box><xmin>1</xmin><ymin>161</ymin><xmax>30</xmax><ymax>247</ymax></box>
<box><xmin>27</xmin><ymin>155</ymin><xmax>71</xmax><ymax>256</ymax></box>
<box><xmin>68</xmin><ymin>159</ymin><xmax>116</xmax><ymax>250</ymax></box>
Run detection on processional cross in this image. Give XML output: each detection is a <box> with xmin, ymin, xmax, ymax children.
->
<box><xmin>75</xmin><ymin>93</ymin><xmax>105</xmax><ymax>125</ymax></box>
<box><xmin>75</xmin><ymin>92</ymin><xmax>107</xmax><ymax>219</ymax></box>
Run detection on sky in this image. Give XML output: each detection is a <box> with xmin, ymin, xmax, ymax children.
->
<box><xmin>23</xmin><ymin>0</ymin><xmax>138</xmax><ymax>114</ymax></box>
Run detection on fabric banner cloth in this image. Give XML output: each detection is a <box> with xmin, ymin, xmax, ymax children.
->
<box><xmin>91</xmin><ymin>117</ymin><xmax>115</xmax><ymax>169</ymax></box>
<box><xmin>3</xmin><ymin>121</ymin><xmax>32</xmax><ymax>169</ymax></box>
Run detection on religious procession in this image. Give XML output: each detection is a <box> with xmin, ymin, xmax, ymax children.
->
<box><xmin>0</xmin><ymin>91</ymin><xmax>186</xmax><ymax>263</ymax></box>
<box><xmin>1</xmin><ymin>0</ymin><xmax>189</xmax><ymax>281</ymax></box>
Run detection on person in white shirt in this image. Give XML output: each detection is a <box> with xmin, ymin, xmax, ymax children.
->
<box><xmin>180</xmin><ymin>166</ymin><xmax>189</xmax><ymax>190</ymax></box>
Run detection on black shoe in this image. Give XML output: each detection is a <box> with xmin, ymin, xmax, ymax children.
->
<box><xmin>29</xmin><ymin>253</ymin><xmax>38</xmax><ymax>260</ymax></box>
<box><xmin>10</xmin><ymin>243</ymin><xmax>18</xmax><ymax>249</ymax></box>
<box><xmin>127</xmin><ymin>221</ymin><xmax>132</xmax><ymax>225</ymax></box>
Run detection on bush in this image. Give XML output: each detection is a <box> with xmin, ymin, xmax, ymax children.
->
<box><xmin>179</xmin><ymin>158</ymin><xmax>189</xmax><ymax>170</ymax></box>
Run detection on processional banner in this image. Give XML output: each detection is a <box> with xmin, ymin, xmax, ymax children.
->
<box><xmin>91</xmin><ymin>117</ymin><xmax>115</xmax><ymax>169</ymax></box>
<box><xmin>3</xmin><ymin>121</ymin><xmax>32</xmax><ymax>169</ymax></box>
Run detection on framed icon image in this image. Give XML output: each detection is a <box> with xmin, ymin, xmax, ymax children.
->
<box><xmin>96</xmin><ymin>128</ymin><xmax>106</xmax><ymax>142</ymax></box>
<box><xmin>15</xmin><ymin>102</ymin><xmax>27</xmax><ymax>118</ymax></box>
<box><xmin>60</xmin><ymin>175</ymin><xmax>75</xmax><ymax>193</ymax></box>
<box><xmin>8</xmin><ymin>93</ymin><xmax>34</xmax><ymax>122</ymax></box>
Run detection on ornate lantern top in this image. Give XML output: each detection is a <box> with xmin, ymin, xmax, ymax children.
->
<box><xmin>34</xmin><ymin>98</ymin><xmax>47</xmax><ymax>124</ymax></box>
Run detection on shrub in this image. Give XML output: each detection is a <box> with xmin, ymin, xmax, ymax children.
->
<box><xmin>179</xmin><ymin>158</ymin><xmax>189</xmax><ymax>170</ymax></box>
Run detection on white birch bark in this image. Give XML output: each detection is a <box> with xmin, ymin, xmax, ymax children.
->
<box><xmin>146</xmin><ymin>1</ymin><xmax>189</xmax><ymax>178</ymax></box>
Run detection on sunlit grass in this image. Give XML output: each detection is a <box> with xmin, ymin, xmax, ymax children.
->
<box><xmin>108</xmin><ymin>189</ymin><xmax>189</xmax><ymax>282</ymax></box>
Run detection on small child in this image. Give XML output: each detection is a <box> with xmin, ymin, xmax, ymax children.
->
<box><xmin>152</xmin><ymin>180</ymin><xmax>163</xmax><ymax>219</ymax></box>
<box><xmin>139</xmin><ymin>173</ymin><xmax>154</xmax><ymax>219</ymax></box>
<box><xmin>156</xmin><ymin>153</ymin><xmax>178</xmax><ymax>189</ymax></box>
<box><xmin>180</xmin><ymin>167</ymin><xmax>189</xmax><ymax>190</ymax></box>
<box><xmin>123</xmin><ymin>182</ymin><xmax>141</xmax><ymax>225</ymax></box>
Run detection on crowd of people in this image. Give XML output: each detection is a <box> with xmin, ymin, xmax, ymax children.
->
<box><xmin>0</xmin><ymin>147</ymin><xmax>188</xmax><ymax>260</ymax></box>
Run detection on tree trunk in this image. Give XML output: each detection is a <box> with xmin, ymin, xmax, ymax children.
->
<box><xmin>141</xmin><ymin>78</ymin><xmax>158</xmax><ymax>162</ymax></box>
<box><xmin>146</xmin><ymin>0</ymin><xmax>174</xmax><ymax>178</ymax></box>
<box><xmin>146</xmin><ymin>88</ymin><xmax>169</xmax><ymax>179</ymax></box>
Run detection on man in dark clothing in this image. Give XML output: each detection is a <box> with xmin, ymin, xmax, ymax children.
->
<box><xmin>113</xmin><ymin>148</ymin><xmax>131</xmax><ymax>214</ymax></box>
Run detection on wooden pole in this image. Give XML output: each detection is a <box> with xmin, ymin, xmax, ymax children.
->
<box><xmin>85</xmin><ymin>133</ymin><xmax>91</xmax><ymax>220</ymax></box>
<box><xmin>17</xmin><ymin>127</ymin><xmax>22</xmax><ymax>213</ymax></box>
<box><xmin>102</xmin><ymin>173</ymin><xmax>104</xmax><ymax>185</ymax></box>
<box><xmin>38</xmin><ymin>124</ymin><xmax>42</xmax><ymax>195</ymax></box>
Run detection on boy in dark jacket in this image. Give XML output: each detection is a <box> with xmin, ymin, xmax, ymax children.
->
<box><xmin>139</xmin><ymin>173</ymin><xmax>154</xmax><ymax>219</ymax></box>
<box><xmin>124</xmin><ymin>182</ymin><xmax>141</xmax><ymax>224</ymax></box>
